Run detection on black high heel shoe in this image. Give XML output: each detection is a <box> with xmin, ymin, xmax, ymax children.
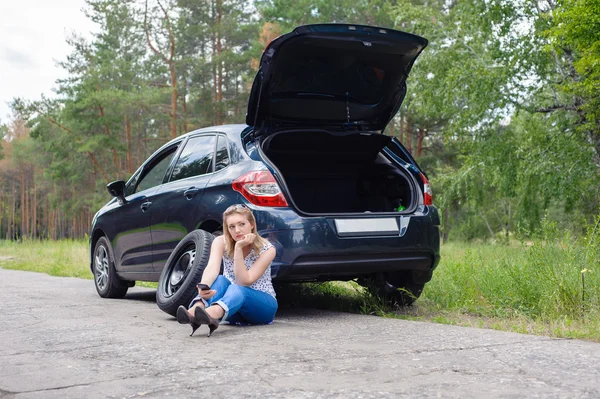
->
<box><xmin>194</xmin><ymin>307</ymin><xmax>219</xmax><ymax>337</ymax></box>
<box><xmin>177</xmin><ymin>305</ymin><xmax>201</xmax><ymax>336</ymax></box>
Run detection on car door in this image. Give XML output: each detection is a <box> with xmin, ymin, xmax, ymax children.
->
<box><xmin>110</xmin><ymin>144</ymin><xmax>180</xmax><ymax>273</ymax></box>
<box><xmin>149</xmin><ymin>133</ymin><xmax>218</xmax><ymax>272</ymax></box>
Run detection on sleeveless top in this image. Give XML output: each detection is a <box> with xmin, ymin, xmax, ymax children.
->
<box><xmin>222</xmin><ymin>239</ymin><xmax>276</xmax><ymax>298</ymax></box>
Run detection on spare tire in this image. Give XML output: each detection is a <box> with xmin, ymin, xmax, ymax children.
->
<box><xmin>156</xmin><ymin>230</ymin><xmax>214</xmax><ymax>316</ymax></box>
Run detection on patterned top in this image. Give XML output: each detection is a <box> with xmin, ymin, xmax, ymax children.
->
<box><xmin>222</xmin><ymin>239</ymin><xmax>276</xmax><ymax>298</ymax></box>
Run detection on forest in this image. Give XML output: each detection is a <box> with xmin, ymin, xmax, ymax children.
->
<box><xmin>1</xmin><ymin>0</ymin><xmax>599</xmax><ymax>242</ymax></box>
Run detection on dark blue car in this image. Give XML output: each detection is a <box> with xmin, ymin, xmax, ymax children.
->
<box><xmin>90</xmin><ymin>24</ymin><xmax>440</xmax><ymax>315</ymax></box>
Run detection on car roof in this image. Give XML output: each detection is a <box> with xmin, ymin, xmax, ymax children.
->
<box><xmin>159</xmin><ymin>124</ymin><xmax>249</xmax><ymax>148</ymax></box>
<box><xmin>179</xmin><ymin>123</ymin><xmax>247</xmax><ymax>141</ymax></box>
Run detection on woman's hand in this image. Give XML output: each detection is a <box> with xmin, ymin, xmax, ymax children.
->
<box><xmin>198</xmin><ymin>287</ymin><xmax>216</xmax><ymax>299</ymax></box>
<box><xmin>235</xmin><ymin>233</ymin><xmax>255</xmax><ymax>248</ymax></box>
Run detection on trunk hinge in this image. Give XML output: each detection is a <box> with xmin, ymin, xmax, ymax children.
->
<box><xmin>252</xmin><ymin>68</ymin><xmax>265</xmax><ymax>139</ymax></box>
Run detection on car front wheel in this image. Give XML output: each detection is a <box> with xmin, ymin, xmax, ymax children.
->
<box><xmin>156</xmin><ymin>230</ymin><xmax>214</xmax><ymax>316</ymax></box>
<box><xmin>93</xmin><ymin>236</ymin><xmax>129</xmax><ymax>298</ymax></box>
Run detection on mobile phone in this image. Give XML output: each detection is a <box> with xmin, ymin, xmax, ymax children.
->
<box><xmin>196</xmin><ymin>283</ymin><xmax>211</xmax><ymax>291</ymax></box>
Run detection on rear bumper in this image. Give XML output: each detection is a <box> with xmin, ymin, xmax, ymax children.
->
<box><xmin>253</xmin><ymin>205</ymin><xmax>441</xmax><ymax>282</ymax></box>
<box><xmin>276</xmin><ymin>251</ymin><xmax>437</xmax><ymax>281</ymax></box>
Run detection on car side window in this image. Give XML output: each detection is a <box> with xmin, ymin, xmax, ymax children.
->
<box><xmin>124</xmin><ymin>170</ymin><xmax>142</xmax><ymax>197</ymax></box>
<box><xmin>170</xmin><ymin>135</ymin><xmax>216</xmax><ymax>182</ymax></box>
<box><xmin>214</xmin><ymin>135</ymin><xmax>230</xmax><ymax>171</ymax></box>
<box><xmin>135</xmin><ymin>148</ymin><xmax>177</xmax><ymax>193</ymax></box>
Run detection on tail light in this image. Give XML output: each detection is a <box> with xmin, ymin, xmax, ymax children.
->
<box><xmin>232</xmin><ymin>170</ymin><xmax>289</xmax><ymax>207</ymax></box>
<box><xmin>420</xmin><ymin>173</ymin><xmax>433</xmax><ymax>205</ymax></box>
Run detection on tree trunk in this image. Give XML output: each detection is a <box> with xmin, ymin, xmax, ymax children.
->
<box><xmin>137</xmin><ymin>114</ymin><xmax>142</xmax><ymax>171</ymax></box>
<box><xmin>24</xmin><ymin>177</ymin><xmax>29</xmax><ymax>239</ymax></box>
<box><xmin>144</xmin><ymin>0</ymin><xmax>178</xmax><ymax>139</ymax></box>
<box><xmin>32</xmin><ymin>172</ymin><xmax>37</xmax><ymax>239</ymax></box>
<box><xmin>125</xmin><ymin>115</ymin><xmax>133</xmax><ymax>174</ymax></box>
<box><xmin>10</xmin><ymin>182</ymin><xmax>16</xmax><ymax>240</ymax></box>
<box><xmin>0</xmin><ymin>189</ymin><xmax>3</xmax><ymax>239</ymax></box>
<box><xmin>99</xmin><ymin>103</ymin><xmax>120</xmax><ymax>172</ymax></box>
<box><xmin>480</xmin><ymin>211</ymin><xmax>495</xmax><ymax>239</ymax></box>
<box><xmin>505</xmin><ymin>202</ymin><xmax>511</xmax><ymax>240</ymax></box>
<box><xmin>182</xmin><ymin>88</ymin><xmax>188</xmax><ymax>133</ymax></box>
<box><xmin>387</xmin><ymin>118</ymin><xmax>395</xmax><ymax>138</ymax></box>
<box><xmin>87</xmin><ymin>152</ymin><xmax>110</xmax><ymax>182</ymax></box>
<box><xmin>442</xmin><ymin>207</ymin><xmax>449</xmax><ymax>244</ymax></box>
<box><xmin>417</xmin><ymin>128</ymin><xmax>426</xmax><ymax>156</ymax></box>
<box><xmin>406</xmin><ymin>117</ymin><xmax>413</xmax><ymax>154</ymax></box>
<box><xmin>169</xmin><ymin>61</ymin><xmax>178</xmax><ymax>139</ymax></box>
<box><xmin>20</xmin><ymin>170</ymin><xmax>25</xmax><ymax>240</ymax></box>
<box><xmin>215</xmin><ymin>0</ymin><xmax>223</xmax><ymax>125</ymax></box>
<box><xmin>50</xmin><ymin>185</ymin><xmax>56</xmax><ymax>240</ymax></box>
<box><xmin>399</xmin><ymin>115</ymin><xmax>405</xmax><ymax>144</ymax></box>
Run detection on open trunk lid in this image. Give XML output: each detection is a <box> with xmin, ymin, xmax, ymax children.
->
<box><xmin>247</xmin><ymin>24</ymin><xmax>428</xmax><ymax>133</ymax></box>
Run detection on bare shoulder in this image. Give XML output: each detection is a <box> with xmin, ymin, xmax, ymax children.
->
<box><xmin>212</xmin><ymin>235</ymin><xmax>226</xmax><ymax>250</ymax></box>
<box><xmin>259</xmin><ymin>243</ymin><xmax>276</xmax><ymax>258</ymax></box>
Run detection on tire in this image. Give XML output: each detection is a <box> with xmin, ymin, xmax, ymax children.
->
<box><xmin>156</xmin><ymin>230</ymin><xmax>214</xmax><ymax>316</ymax></box>
<box><xmin>93</xmin><ymin>236</ymin><xmax>129</xmax><ymax>298</ymax></box>
<box><xmin>360</xmin><ymin>271</ymin><xmax>424</xmax><ymax>307</ymax></box>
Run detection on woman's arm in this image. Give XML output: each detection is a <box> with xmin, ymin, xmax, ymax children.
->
<box><xmin>233</xmin><ymin>245</ymin><xmax>275</xmax><ymax>286</ymax></box>
<box><xmin>199</xmin><ymin>236</ymin><xmax>225</xmax><ymax>286</ymax></box>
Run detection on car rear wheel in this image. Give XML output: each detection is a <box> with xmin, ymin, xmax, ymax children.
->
<box><xmin>361</xmin><ymin>271</ymin><xmax>424</xmax><ymax>307</ymax></box>
<box><xmin>93</xmin><ymin>236</ymin><xmax>129</xmax><ymax>298</ymax></box>
<box><xmin>156</xmin><ymin>230</ymin><xmax>214</xmax><ymax>316</ymax></box>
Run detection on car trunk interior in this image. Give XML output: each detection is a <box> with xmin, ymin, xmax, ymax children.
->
<box><xmin>261</xmin><ymin>130</ymin><xmax>415</xmax><ymax>214</ymax></box>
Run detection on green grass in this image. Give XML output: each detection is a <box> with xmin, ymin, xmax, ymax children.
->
<box><xmin>0</xmin><ymin>239</ymin><xmax>92</xmax><ymax>278</ymax></box>
<box><xmin>1</xmin><ymin>225</ymin><xmax>599</xmax><ymax>341</ymax></box>
<box><xmin>0</xmin><ymin>239</ymin><xmax>157</xmax><ymax>288</ymax></box>
<box><xmin>417</xmin><ymin>237</ymin><xmax>600</xmax><ymax>341</ymax></box>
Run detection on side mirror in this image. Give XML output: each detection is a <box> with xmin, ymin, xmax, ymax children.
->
<box><xmin>107</xmin><ymin>180</ymin><xmax>127</xmax><ymax>204</ymax></box>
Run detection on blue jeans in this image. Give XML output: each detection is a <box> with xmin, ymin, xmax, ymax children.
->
<box><xmin>189</xmin><ymin>275</ymin><xmax>278</xmax><ymax>324</ymax></box>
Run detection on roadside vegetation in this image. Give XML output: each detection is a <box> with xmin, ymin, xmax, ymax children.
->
<box><xmin>279</xmin><ymin>219</ymin><xmax>600</xmax><ymax>342</ymax></box>
<box><xmin>3</xmin><ymin>219</ymin><xmax>598</xmax><ymax>341</ymax></box>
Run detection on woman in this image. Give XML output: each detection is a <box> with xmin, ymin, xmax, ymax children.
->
<box><xmin>176</xmin><ymin>204</ymin><xmax>277</xmax><ymax>337</ymax></box>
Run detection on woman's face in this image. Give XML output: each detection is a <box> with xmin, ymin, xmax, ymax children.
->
<box><xmin>226</xmin><ymin>212</ymin><xmax>254</xmax><ymax>241</ymax></box>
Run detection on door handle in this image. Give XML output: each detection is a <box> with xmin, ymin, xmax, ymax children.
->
<box><xmin>184</xmin><ymin>187</ymin><xmax>200</xmax><ymax>200</ymax></box>
<box><xmin>141</xmin><ymin>201</ymin><xmax>152</xmax><ymax>212</ymax></box>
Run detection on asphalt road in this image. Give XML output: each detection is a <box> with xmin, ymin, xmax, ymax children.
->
<box><xmin>1</xmin><ymin>268</ymin><xmax>600</xmax><ymax>398</ymax></box>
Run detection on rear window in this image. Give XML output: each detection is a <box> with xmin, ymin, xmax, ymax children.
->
<box><xmin>170</xmin><ymin>135</ymin><xmax>215</xmax><ymax>181</ymax></box>
<box><xmin>270</xmin><ymin>55</ymin><xmax>386</xmax><ymax>104</ymax></box>
<box><xmin>269</xmin><ymin>37</ymin><xmax>393</xmax><ymax>105</ymax></box>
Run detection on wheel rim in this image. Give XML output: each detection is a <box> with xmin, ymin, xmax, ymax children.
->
<box><xmin>94</xmin><ymin>245</ymin><xmax>109</xmax><ymax>291</ymax></box>
<box><xmin>162</xmin><ymin>243</ymin><xmax>196</xmax><ymax>298</ymax></box>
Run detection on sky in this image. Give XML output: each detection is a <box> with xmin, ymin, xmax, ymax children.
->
<box><xmin>0</xmin><ymin>0</ymin><xmax>96</xmax><ymax>122</ymax></box>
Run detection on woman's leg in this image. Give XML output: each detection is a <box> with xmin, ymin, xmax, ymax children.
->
<box><xmin>188</xmin><ymin>275</ymin><xmax>230</xmax><ymax>316</ymax></box>
<box><xmin>206</xmin><ymin>284</ymin><xmax>277</xmax><ymax>324</ymax></box>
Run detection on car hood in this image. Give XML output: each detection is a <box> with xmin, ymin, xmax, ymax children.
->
<box><xmin>246</xmin><ymin>24</ymin><xmax>428</xmax><ymax>133</ymax></box>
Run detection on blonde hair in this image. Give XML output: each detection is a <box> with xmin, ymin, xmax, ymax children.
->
<box><xmin>222</xmin><ymin>205</ymin><xmax>268</xmax><ymax>258</ymax></box>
